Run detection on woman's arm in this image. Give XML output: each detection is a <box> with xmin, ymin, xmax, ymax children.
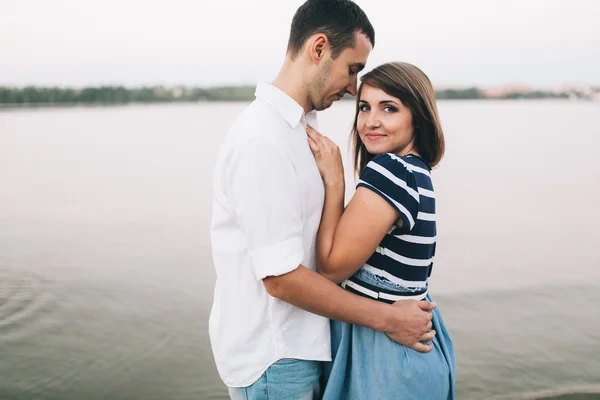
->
<box><xmin>318</xmin><ymin>187</ymin><xmax>399</xmax><ymax>282</ymax></box>
<box><xmin>315</xmin><ymin>179</ymin><xmax>346</xmax><ymax>280</ymax></box>
<box><xmin>307</xmin><ymin>126</ymin><xmax>402</xmax><ymax>283</ymax></box>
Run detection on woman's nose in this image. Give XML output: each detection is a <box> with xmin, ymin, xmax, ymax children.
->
<box><xmin>366</xmin><ymin>111</ymin><xmax>381</xmax><ymax>128</ymax></box>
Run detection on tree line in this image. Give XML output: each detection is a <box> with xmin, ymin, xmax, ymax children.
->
<box><xmin>0</xmin><ymin>85</ymin><xmax>571</xmax><ymax>106</ymax></box>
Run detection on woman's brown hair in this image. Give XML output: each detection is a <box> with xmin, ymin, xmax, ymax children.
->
<box><xmin>352</xmin><ymin>62</ymin><xmax>445</xmax><ymax>176</ymax></box>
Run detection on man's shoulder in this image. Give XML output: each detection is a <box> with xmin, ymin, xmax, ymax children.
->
<box><xmin>231</xmin><ymin>99</ymin><xmax>288</xmax><ymax>131</ymax></box>
<box><xmin>224</xmin><ymin>99</ymin><xmax>290</xmax><ymax>149</ymax></box>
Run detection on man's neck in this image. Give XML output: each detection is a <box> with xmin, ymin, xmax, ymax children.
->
<box><xmin>272</xmin><ymin>61</ymin><xmax>313</xmax><ymax>115</ymax></box>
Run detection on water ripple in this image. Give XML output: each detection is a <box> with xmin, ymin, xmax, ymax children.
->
<box><xmin>0</xmin><ymin>267</ymin><xmax>58</xmax><ymax>340</ymax></box>
<box><xmin>489</xmin><ymin>386</ymin><xmax>600</xmax><ymax>400</ymax></box>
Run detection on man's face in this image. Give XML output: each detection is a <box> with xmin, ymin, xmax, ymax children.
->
<box><xmin>309</xmin><ymin>32</ymin><xmax>372</xmax><ymax>111</ymax></box>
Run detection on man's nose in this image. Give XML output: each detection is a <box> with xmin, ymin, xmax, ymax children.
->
<box><xmin>346</xmin><ymin>78</ymin><xmax>358</xmax><ymax>97</ymax></box>
<box><xmin>346</xmin><ymin>85</ymin><xmax>357</xmax><ymax>97</ymax></box>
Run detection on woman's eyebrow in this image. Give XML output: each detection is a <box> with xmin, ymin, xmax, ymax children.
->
<box><xmin>359</xmin><ymin>99</ymin><xmax>399</xmax><ymax>105</ymax></box>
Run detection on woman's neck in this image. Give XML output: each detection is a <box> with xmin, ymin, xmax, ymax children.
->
<box><xmin>396</xmin><ymin>143</ymin><xmax>420</xmax><ymax>158</ymax></box>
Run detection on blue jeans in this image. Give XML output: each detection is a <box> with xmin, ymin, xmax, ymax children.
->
<box><xmin>228</xmin><ymin>359</ymin><xmax>322</xmax><ymax>400</ymax></box>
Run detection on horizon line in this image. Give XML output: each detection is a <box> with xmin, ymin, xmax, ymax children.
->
<box><xmin>1</xmin><ymin>82</ymin><xmax>599</xmax><ymax>90</ymax></box>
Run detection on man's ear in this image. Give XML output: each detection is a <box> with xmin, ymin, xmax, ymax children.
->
<box><xmin>309</xmin><ymin>34</ymin><xmax>329</xmax><ymax>64</ymax></box>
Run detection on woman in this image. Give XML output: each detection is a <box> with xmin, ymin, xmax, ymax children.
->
<box><xmin>306</xmin><ymin>62</ymin><xmax>455</xmax><ymax>399</ymax></box>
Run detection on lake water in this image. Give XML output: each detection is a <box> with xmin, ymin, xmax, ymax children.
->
<box><xmin>0</xmin><ymin>100</ymin><xmax>599</xmax><ymax>400</ymax></box>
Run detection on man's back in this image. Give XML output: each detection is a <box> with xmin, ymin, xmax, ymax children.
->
<box><xmin>209</xmin><ymin>82</ymin><xmax>330</xmax><ymax>387</ymax></box>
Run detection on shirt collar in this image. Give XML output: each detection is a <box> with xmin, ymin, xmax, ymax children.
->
<box><xmin>254</xmin><ymin>82</ymin><xmax>317</xmax><ymax>129</ymax></box>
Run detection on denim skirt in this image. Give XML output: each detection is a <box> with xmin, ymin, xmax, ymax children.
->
<box><xmin>321</xmin><ymin>269</ymin><xmax>456</xmax><ymax>400</ymax></box>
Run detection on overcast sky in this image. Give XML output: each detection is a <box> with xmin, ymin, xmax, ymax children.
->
<box><xmin>1</xmin><ymin>0</ymin><xmax>599</xmax><ymax>88</ymax></box>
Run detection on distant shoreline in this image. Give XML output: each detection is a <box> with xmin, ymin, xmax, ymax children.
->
<box><xmin>0</xmin><ymin>97</ymin><xmax>592</xmax><ymax>111</ymax></box>
<box><xmin>2</xmin><ymin>85</ymin><xmax>598</xmax><ymax>108</ymax></box>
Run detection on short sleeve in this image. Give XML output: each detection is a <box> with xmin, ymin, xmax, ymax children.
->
<box><xmin>226</xmin><ymin>137</ymin><xmax>304</xmax><ymax>281</ymax></box>
<box><xmin>356</xmin><ymin>153</ymin><xmax>420</xmax><ymax>232</ymax></box>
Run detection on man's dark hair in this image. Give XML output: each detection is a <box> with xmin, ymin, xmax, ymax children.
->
<box><xmin>287</xmin><ymin>0</ymin><xmax>375</xmax><ymax>59</ymax></box>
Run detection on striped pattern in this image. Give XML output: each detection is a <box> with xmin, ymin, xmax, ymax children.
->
<box><xmin>357</xmin><ymin>154</ymin><xmax>420</xmax><ymax>232</ymax></box>
<box><xmin>352</xmin><ymin>153</ymin><xmax>437</xmax><ymax>298</ymax></box>
<box><xmin>341</xmin><ymin>275</ymin><xmax>428</xmax><ymax>304</ymax></box>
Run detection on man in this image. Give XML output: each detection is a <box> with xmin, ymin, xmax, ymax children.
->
<box><xmin>209</xmin><ymin>1</ymin><xmax>436</xmax><ymax>398</ymax></box>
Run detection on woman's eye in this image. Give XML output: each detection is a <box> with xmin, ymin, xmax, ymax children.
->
<box><xmin>383</xmin><ymin>106</ymin><xmax>397</xmax><ymax>113</ymax></box>
<box><xmin>359</xmin><ymin>105</ymin><xmax>369</xmax><ymax>112</ymax></box>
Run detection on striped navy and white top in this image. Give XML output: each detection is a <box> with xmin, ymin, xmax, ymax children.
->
<box><xmin>344</xmin><ymin>153</ymin><xmax>436</xmax><ymax>302</ymax></box>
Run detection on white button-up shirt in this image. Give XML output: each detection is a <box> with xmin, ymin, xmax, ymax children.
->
<box><xmin>209</xmin><ymin>82</ymin><xmax>331</xmax><ymax>387</ymax></box>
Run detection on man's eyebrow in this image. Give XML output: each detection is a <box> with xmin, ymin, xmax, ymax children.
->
<box><xmin>351</xmin><ymin>63</ymin><xmax>365</xmax><ymax>72</ymax></box>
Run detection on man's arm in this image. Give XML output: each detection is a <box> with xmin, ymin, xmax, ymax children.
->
<box><xmin>264</xmin><ymin>265</ymin><xmax>436</xmax><ymax>352</ymax></box>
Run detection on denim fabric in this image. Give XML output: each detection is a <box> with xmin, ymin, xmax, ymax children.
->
<box><xmin>228</xmin><ymin>359</ymin><xmax>322</xmax><ymax>400</ymax></box>
<box><xmin>354</xmin><ymin>267</ymin><xmax>428</xmax><ymax>294</ymax></box>
<box><xmin>322</xmin><ymin>269</ymin><xmax>456</xmax><ymax>400</ymax></box>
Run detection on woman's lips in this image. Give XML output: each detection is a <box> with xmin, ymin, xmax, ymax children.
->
<box><xmin>365</xmin><ymin>133</ymin><xmax>386</xmax><ymax>141</ymax></box>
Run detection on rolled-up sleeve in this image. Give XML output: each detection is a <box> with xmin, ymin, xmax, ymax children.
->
<box><xmin>226</xmin><ymin>137</ymin><xmax>304</xmax><ymax>281</ymax></box>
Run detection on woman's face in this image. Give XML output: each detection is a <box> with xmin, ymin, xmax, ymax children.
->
<box><xmin>357</xmin><ymin>84</ymin><xmax>415</xmax><ymax>156</ymax></box>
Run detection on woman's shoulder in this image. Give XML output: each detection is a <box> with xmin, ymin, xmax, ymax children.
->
<box><xmin>359</xmin><ymin>153</ymin><xmax>419</xmax><ymax>192</ymax></box>
<box><xmin>363</xmin><ymin>153</ymin><xmax>420</xmax><ymax>177</ymax></box>
<box><xmin>358</xmin><ymin>153</ymin><xmax>421</xmax><ymax>231</ymax></box>
<box><xmin>403</xmin><ymin>154</ymin><xmax>432</xmax><ymax>171</ymax></box>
